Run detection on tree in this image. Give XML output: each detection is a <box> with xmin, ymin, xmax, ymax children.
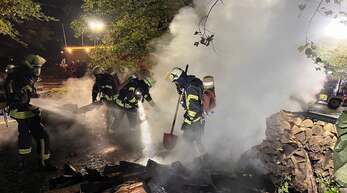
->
<box><xmin>317</xmin><ymin>43</ymin><xmax>347</xmax><ymax>77</ymax></box>
<box><xmin>72</xmin><ymin>0</ymin><xmax>192</xmax><ymax>73</ymax></box>
<box><xmin>297</xmin><ymin>0</ymin><xmax>347</xmax><ymax>77</ymax></box>
<box><xmin>0</xmin><ymin>0</ymin><xmax>54</xmax><ymax>42</ymax></box>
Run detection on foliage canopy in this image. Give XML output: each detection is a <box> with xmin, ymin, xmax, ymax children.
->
<box><xmin>72</xmin><ymin>0</ymin><xmax>191</xmax><ymax>73</ymax></box>
<box><xmin>0</xmin><ymin>0</ymin><xmax>53</xmax><ymax>42</ymax></box>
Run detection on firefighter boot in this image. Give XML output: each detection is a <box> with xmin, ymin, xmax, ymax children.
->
<box><xmin>39</xmin><ymin>159</ymin><xmax>58</xmax><ymax>172</ymax></box>
<box><xmin>18</xmin><ymin>156</ymin><xmax>29</xmax><ymax>171</ymax></box>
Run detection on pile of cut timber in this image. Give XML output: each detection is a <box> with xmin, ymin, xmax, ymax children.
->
<box><xmin>254</xmin><ymin>111</ymin><xmax>338</xmax><ymax>193</ymax></box>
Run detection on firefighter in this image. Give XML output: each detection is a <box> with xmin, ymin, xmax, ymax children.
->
<box><xmin>168</xmin><ymin>67</ymin><xmax>205</xmax><ymax>153</ymax></box>
<box><xmin>111</xmin><ymin>74</ymin><xmax>155</xmax><ymax>132</ymax></box>
<box><xmin>5</xmin><ymin>55</ymin><xmax>56</xmax><ymax>171</ymax></box>
<box><xmin>91</xmin><ymin>66</ymin><xmax>120</xmax><ymax>133</ymax></box>
<box><xmin>333</xmin><ymin>110</ymin><xmax>347</xmax><ymax>186</ymax></box>
<box><xmin>202</xmin><ymin>76</ymin><xmax>216</xmax><ymax>115</ymax></box>
<box><xmin>92</xmin><ymin>66</ymin><xmax>119</xmax><ymax>103</ymax></box>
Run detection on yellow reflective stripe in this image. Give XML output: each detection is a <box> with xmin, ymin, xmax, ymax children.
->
<box><xmin>186</xmin><ymin>94</ymin><xmax>199</xmax><ymax>111</ymax></box>
<box><xmin>116</xmin><ymin>99</ymin><xmax>124</xmax><ymax>107</ymax></box>
<box><xmin>187</xmin><ymin>110</ymin><xmax>197</xmax><ymax>117</ymax></box>
<box><xmin>103</xmin><ymin>95</ymin><xmax>113</xmax><ymax>101</ymax></box>
<box><xmin>10</xmin><ymin>110</ymin><xmax>35</xmax><ymax>119</ymax></box>
<box><xmin>19</xmin><ymin>148</ymin><xmax>32</xmax><ymax>155</ymax></box>
<box><xmin>115</xmin><ymin>99</ymin><xmax>133</xmax><ymax>109</ymax></box>
<box><xmin>102</xmin><ymin>85</ymin><xmax>113</xmax><ymax>89</ymax></box>
<box><xmin>184</xmin><ymin>117</ymin><xmax>201</xmax><ymax>125</ymax></box>
<box><xmin>126</xmin><ymin>104</ymin><xmax>133</xmax><ymax>109</ymax></box>
<box><xmin>128</xmin><ymin>97</ymin><xmax>137</xmax><ymax>103</ymax></box>
<box><xmin>184</xmin><ymin>119</ymin><xmax>192</xmax><ymax>124</ymax></box>
<box><xmin>187</xmin><ymin>95</ymin><xmax>199</xmax><ymax>101</ymax></box>
<box><xmin>22</xmin><ymin>85</ymin><xmax>33</xmax><ymax>93</ymax></box>
<box><xmin>144</xmin><ymin>79</ymin><xmax>150</xmax><ymax>86</ymax></box>
<box><xmin>43</xmin><ymin>154</ymin><xmax>50</xmax><ymax>160</ymax></box>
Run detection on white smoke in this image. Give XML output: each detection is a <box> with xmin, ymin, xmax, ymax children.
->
<box><xmin>149</xmin><ymin>0</ymin><xmax>326</xmax><ymax>160</ymax></box>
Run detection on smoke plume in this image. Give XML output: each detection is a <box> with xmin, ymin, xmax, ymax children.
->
<box><xmin>149</xmin><ymin>0</ymin><xmax>326</xmax><ymax>161</ymax></box>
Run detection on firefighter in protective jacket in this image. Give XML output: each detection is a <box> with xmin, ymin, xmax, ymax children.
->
<box><xmin>92</xmin><ymin>66</ymin><xmax>120</xmax><ymax>133</ymax></box>
<box><xmin>168</xmin><ymin>67</ymin><xmax>205</xmax><ymax>152</ymax></box>
<box><xmin>92</xmin><ymin>66</ymin><xmax>119</xmax><ymax>103</ymax></box>
<box><xmin>5</xmin><ymin>55</ymin><xmax>56</xmax><ymax>170</ymax></box>
<box><xmin>111</xmin><ymin>74</ymin><xmax>155</xmax><ymax>132</ymax></box>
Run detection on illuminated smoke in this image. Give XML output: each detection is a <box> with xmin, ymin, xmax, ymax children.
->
<box><xmin>148</xmin><ymin>0</ymin><xmax>326</xmax><ymax>161</ymax></box>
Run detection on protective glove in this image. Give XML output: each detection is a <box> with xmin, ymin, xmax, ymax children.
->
<box><xmin>175</xmin><ymin>84</ymin><xmax>183</xmax><ymax>95</ymax></box>
<box><xmin>148</xmin><ymin>100</ymin><xmax>156</xmax><ymax>107</ymax></box>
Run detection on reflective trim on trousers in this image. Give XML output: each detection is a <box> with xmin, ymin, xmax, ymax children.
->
<box><xmin>10</xmin><ymin>110</ymin><xmax>36</xmax><ymax>119</ymax></box>
<box><xmin>115</xmin><ymin>99</ymin><xmax>135</xmax><ymax>109</ymax></box>
<box><xmin>19</xmin><ymin>147</ymin><xmax>32</xmax><ymax>155</ymax></box>
<box><xmin>184</xmin><ymin>117</ymin><xmax>202</xmax><ymax>125</ymax></box>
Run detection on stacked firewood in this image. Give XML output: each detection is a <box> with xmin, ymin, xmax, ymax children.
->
<box><xmin>255</xmin><ymin>111</ymin><xmax>337</xmax><ymax>193</ymax></box>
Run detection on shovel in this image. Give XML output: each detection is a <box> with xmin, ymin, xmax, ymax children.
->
<box><xmin>163</xmin><ymin>64</ymin><xmax>189</xmax><ymax>150</ymax></box>
<box><xmin>163</xmin><ymin>94</ymin><xmax>182</xmax><ymax>150</ymax></box>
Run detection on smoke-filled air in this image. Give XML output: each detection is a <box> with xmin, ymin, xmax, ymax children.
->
<box><xmin>3</xmin><ymin>0</ymin><xmax>347</xmax><ymax>192</ymax></box>
<box><xmin>150</xmin><ymin>0</ymin><xmax>326</xmax><ymax>161</ymax></box>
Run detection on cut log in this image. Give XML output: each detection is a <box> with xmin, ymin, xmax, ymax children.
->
<box><xmin>300</xmin><ymin>119</ymin><xmax>314</xmax><ymax>128</ymax></box>
<box><xmin>311</xmin><ymin>125</ymin><xmax>323</xmax><ymax>136</ymax></box>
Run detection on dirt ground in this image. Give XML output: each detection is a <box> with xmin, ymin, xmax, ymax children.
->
<box><xmin>0</xmin><ymin>115</ymin><xmax>151</xmax><ymax>193</ymax></box>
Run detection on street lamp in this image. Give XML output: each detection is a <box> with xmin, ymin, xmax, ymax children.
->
<box><xmin>324</xmin><ymin>20</ymin><xmax>347</xmax><ymax>39</ymax></box>
<box><xmin>85</xmin><ymin>19</ymin><xmax>106</xmax><ymax>46</ymax></box>
<box><xmin>87</xmin><ymin>19</ymin><xmax>105</xmax><ymax>33</ymax></box>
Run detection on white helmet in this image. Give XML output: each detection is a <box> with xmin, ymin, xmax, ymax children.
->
<box><xmin>203</xmin><ymin>76</ymin><xmax>215</xmax><ymax>89</ymax></box>
<box><xmin>167</xmin><ymin>67</ymin><xmax>184</xmax><ymax>82</ymax></box>
<box><xmin>93</xmin><ymin>66</ymin><xmax>104</xmax><ymax>75</ymax></box>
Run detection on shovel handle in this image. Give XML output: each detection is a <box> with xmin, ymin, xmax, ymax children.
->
<box><xmin>170</xmin><ymin>94</ymin><xmax>182</xmax><ymax>134</ymax></box>
<box><xmin>169</xmin><ymin>64</ymin><xmax>189</xmax><ymax>134</ymax></box>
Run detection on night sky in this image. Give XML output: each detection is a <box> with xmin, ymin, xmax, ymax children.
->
<box><xmin>0</xmin><ymin>0</ymin><xmax>83</xmax><ymax>67</ymax></box>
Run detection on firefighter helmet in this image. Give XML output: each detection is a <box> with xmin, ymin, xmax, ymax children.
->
<box><xmin>167</xmin><ymin>67</ymin><xmax>184</xmax><ymax>82</ymax></box>
<box><xmin>24</xmin><ymin>55</ymin><xmax>46</xmax><ymax>77</ymax></box>
<box><xmin>128</xmin><ymin>73</ymin><xmax>138</xmax><ymax>81</ymax></box>
<box><xmin>93</xmin><ymin>66</ymin><xmax>104</xmax><ymax>75</ymax></box>
<box><xmin>5</xmin><ymin>64</ymin><xmax>16</xmax><ymax>74</ymax></box>
<box><xmin>25</xmin><ymin>55</ymin><xmax>46</xmax><ymax>68</ymax></box>
<box><xmin>203</xmin><ymin>76</ymin><xmax>215</xmax><ymax>89</ymax></box>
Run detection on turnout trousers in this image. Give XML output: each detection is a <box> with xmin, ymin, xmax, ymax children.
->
<box><xmin>181</xmin><ymin>118</ymin><xmax>206</xmax><ymax>153</ymax></box>
<box><xmin>109</xmin><ymin>106</ymin><xmax>139</xmax><ymax>132</ymax></box>
<box><xmin>15</xmin><ymin>115</ymin><xmax>51</xmax><ymax>164</ymax></box>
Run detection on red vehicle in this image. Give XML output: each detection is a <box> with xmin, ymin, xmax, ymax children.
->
<box><xmin>317</xmin><ymin>78</ymin><xmax>347</xmax><ymax>109</ymax></box>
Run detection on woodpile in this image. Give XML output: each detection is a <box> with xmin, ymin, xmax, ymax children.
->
<box><xmin>254</xmin><ymin>111</ymin><xmax>338</xmax><ymax>193</ymax></box>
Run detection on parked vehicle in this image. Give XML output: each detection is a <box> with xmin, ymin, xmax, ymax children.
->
<box><xmin>317</xmin><ymin>78</ymin><xmax>347</xmax><ymax>109</ymax></box>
